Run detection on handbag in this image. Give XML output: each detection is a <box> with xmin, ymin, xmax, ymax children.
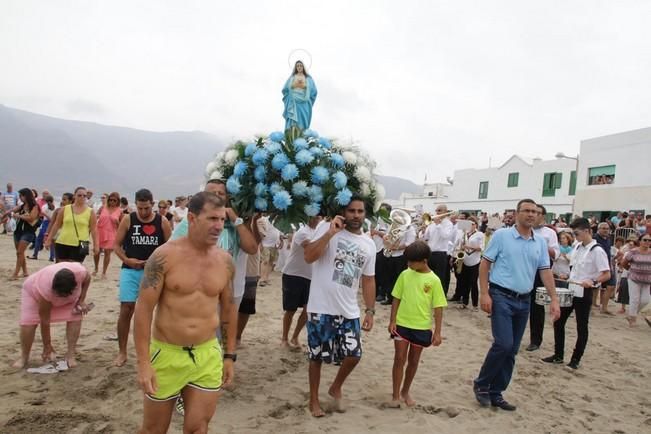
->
<box><xmin>71</xmin><ymin>207</ymin><xmax>90</xmax><ymax>256</ymax></box>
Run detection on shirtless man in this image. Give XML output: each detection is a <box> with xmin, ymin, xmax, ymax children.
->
<box><xmin>134</xmin><ymin>192</ymin><xmax>237</xmax><ymax>434</ymax></box>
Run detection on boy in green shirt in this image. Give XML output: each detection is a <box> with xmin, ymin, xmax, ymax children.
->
<box><xmin>388</xmin><ymin>240</ymin><xmax>447</xmax><ymax>407</ymax></box>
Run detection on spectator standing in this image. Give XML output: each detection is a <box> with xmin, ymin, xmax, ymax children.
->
<box><xmin>2</xmin><ymin>188</ymin><xmax>40</xmax><ymax>278</ymax></box>
<box><xmin>93</xmin><ymin>192</ymin><xmax>123</xmax><ymax>279</ymax></box>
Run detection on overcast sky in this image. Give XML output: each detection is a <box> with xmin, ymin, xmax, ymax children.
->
<box><xmin>2</xmin><ymin>1</ymin><xmax>650</xmax><ymax>184</ymax></box>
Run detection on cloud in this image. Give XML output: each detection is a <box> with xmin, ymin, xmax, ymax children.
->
<box><xmin>66</xmin><ymin>99</ymin><xmax>108</xmax><ymax>116</ymax></box>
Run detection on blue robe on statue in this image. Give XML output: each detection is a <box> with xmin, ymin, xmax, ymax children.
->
<box><xmin>282</xmin><ymin>74</ymin><xmax>317</xmax><ymax>130</ymax></box>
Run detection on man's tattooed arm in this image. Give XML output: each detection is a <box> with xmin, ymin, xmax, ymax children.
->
<box><xmin>140</xmin><ymin>250</ymin><xmax>166</xmax><ymax>292</ymax></box>
<box><xmin>221</xmin><ymin>257</ymin><xmax>238</xmax><ymax>353</ymax></box>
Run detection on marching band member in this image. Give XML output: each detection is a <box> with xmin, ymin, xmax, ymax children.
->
<box><xmin>457</xmin><ymin>217</ymin><xmax>484</xmax><ymax>310</ymax></box>
<box><xmin>526</xmin><ymin>205</ymin><xmax>560</xmax><ymax>351</ymax></box>
<box><xmin>542</xmin><ymin>218</ymin><xmax>610</xmax><ymax>369</ymax></box>
<box><xmin>422</xmin><ymin>205</ymin><xmax>455</xmax><ymax>297</ymax></box>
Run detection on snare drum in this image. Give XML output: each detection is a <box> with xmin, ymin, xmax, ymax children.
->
<box><xmin>535</xmin><ymin>287</ymin><xmax>574</xmax><ymax>307</ymax></box>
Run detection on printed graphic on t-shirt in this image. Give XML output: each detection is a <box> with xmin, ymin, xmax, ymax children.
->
<box><xmin>333</xmin><ymin>238</ymin><xmax>366</xmax><ymax>288</ymax></box>
<box><xmin>131</xmin><ymin>224</ymin><xmax>160</xmax><ymax>245</ymax></box>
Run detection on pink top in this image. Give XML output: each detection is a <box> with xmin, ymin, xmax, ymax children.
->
<box><xmin>97</xmin><ymin>206</ymin><xmax>122</xmax><ymax>249</ymax></box>
<box><xmin>625</xmin><ymin>248</ymin><xmax>651</xmax><ymax>284</ymax></box>
<box><xmin>20</xmin><ymin>262</ymin><xmax>88</xmax><ymax>325</ymax></box>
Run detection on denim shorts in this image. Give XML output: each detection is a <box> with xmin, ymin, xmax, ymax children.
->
<box><xmin>14</xmin><ymin>232</ymin><xmax>36</xmax><ymax>244</ymax></box>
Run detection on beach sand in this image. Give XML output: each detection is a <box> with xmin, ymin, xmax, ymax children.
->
<box><xmin>1</xmin><ymin>234</ymin><xmax>650</xmax><ymax>433</ymax></box>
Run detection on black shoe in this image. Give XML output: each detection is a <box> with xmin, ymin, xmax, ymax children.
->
<box><xmin>542</xmin><ymin>355</ymin><xmax>564</xmax><ymax>364</ymax></box>
<box><xmin>473</xmin><ymin>384</ymin><xmax>491</xmax><ymax>407</ymax></box>
<box><xmin>491</xmin><ymin>397</ymin><xmax>516</xmax><ymax>411</ymax></box>
<box><xmin>27</xmin><ymin>256</ymin><xmax>38</xmax><ymax>260</ymax></box>
<box><xmin>375</xmin><ymin>295</ymin><xmax>385</xmax><ymax>302</ymax></box>
<box><xmin>566</xmin><ymin>360</ymin><xmax>580</xmax><ymax>370</ymax></box>
<box><xmin>525</xmin><ymin>344</ymin><xmax>540</xmax><ymax>352</ymax></box>
<box><xmin>380</xmin><ymin>299</ymin><xmax>392</xmax><ymax>305</ymax></box>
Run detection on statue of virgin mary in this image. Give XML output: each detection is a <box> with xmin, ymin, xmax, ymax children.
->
<box><xmin>282</xmin><ymin>60</ymin><xmax>317</xmax><ymax>130</ymax></box>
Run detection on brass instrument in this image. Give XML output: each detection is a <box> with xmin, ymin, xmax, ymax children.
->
<box><xmin>453</xmin><ymin>220</ymin><xmax>473</xmax><ymax>274</ymax></box>
<box><xmin>383</xmin><ymin>209</ymin><xmax>412</xmax><ymax>257</ymax></box>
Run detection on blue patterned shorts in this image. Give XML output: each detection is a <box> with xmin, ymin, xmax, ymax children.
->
<box><xmin>306</xmin><ymin>313</ymin><xmax>362</xmax><ymax>364</ymax></box>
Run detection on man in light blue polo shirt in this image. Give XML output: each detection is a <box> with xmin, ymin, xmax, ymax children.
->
<box><xmin>473</xmin><ymin>199</ymin><xmax>560</xmax><ymax>411</ymax></box>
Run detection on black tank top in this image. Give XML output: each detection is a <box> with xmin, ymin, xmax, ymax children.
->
<box><xmin>122</xmin><ymin>212</ymin><xmax>165</xmax><ymax>269</ymax></box>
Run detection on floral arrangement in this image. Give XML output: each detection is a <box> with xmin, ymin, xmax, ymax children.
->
<box><xmin>203</xmin><ymin>127</ymin><xmax>386</xmax><ymax>232</ymax></box>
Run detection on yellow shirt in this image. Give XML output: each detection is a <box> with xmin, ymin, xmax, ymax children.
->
<box><xmin>56</xmin><ymin>205</ymin><xmax>91</xmax><ymax>246</ymax></box>
<box><xmin>392</xmin><ymin>269</ymin><xmax>447</xmax><ymax>330</ymax></box>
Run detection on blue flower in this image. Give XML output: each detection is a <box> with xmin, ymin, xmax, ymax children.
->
<box><xmin>233</xmin><ymin>161</ymin><xmax>248</xmax><ymax>177</ymax></box>
<box><xmin>281</xmin><ymin>163</ymin><xmax>299</xmax><ymax>181</ymax></box>
<box><xmin>329</xmin><ymin>153</ymin><xmax>345</xmax><ymax>168</ymax></box>
<box><xmin>335</xmin><ymin>188</ymin><xmax>353</xmax><ymax>206</ymax></box>
<box><xmin>303</xmin><ymin>129</ymin><xmax>319</xmax><ymax>138</ymax></box>
<box><xmin>226</xmin><ymin>176</ymin><xmax>241</xmax><ymax>195</ymax></box>
<box><xmin>295</xmin><ymin>149</ymin><xmax>314</xmax><ymax>167</ymax></box>
<box><xmin>293</xmin><ymin>138</ymin><xmax>308</xmax><ymax>150</ymax></box>
<box><xmin>308</xmin><ymin>185</ymin><xmax>324</xmax><ymax>203</ymax></box>
<box><xmin>304</xmin><ymin>202</ymin><xmax>321</xmax><ymax>217</ymax></box>
<box><xmin>318</xmin><ymin>137</ymin><xmax>332</xmax><ymax>149</ymax></box>
<box><xmin>254</xmin><ymin>182</ymin><xmax>268</xmax><ymax>197</ymax></box>
<box><xmin>333</xmin><ymin>171</ymin><xmax>347</xmax><ymax>189</ymax></box>
<box><xmin>272</xmin><ymin>190</ymin><xmax>292</xmax><ymax>210</ymax></box>
<box><xmin>265</xmin><ymin>141</ymin><xmax>282</xmax><ymax>154</ymax></box>
<box><xmin>254</xmin><ymin>197</ymin><xmax>268</xmax><ymax>211</ymax></box>
<box><xmin>291</xmin><ymin>181</ymin><xmax>309</xmax><ymax>197</ymax></box>
<box><xmin>311</xmin><ymin>166</ymin><xmax>329</xmax><ymax>185</ymax></box>
<box><xmin>309</xmin><ymin>146</ymin><xmax>324</xmax><ymax>158</ymax></box>
<box><xmin>270</xmin><ymin>182</ymin><xmax>284</xmax><ymax>195</ymax></box>
<box><xmin>252</xmin><ymin>149</ymin><xmax>269</xmax><ymax>165</ymax></box>
<box><xmin>271</xmin><ymin>153</ymin><xmax>290</xmax><ymax>171</ymax></box>
<box><xmin>269</xmin><ymin>131</ymin><xmax>284</xmax><ymax>142</ymax></box>
<box><xmin>254</xmin><ymin>165</ymin><xmax>266</xmax><ymax>182</ymax></box>
<box><xmin>244</xmin><ymin>143</ymin><xmax>257</xmax><ymax>157</ymax></box>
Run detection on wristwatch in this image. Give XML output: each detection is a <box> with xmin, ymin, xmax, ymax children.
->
<box><xmin>233</xmin><ymin>217</ymin><xmax>244</xmax><ymax>227</ymax></box>
<box><xmin>365</xmin><ymin>308</ymin><xmax>376</xmax><ymax>316</ymax></box>
<box><xmin>224</xmin><ymin>353</ymin><xmax>237</xmax><ymax>362</ymax></box>
<box><xmin>592</xmin><ymin>279</ymin><xmax>600</xmax><ymax>288</ymax></box>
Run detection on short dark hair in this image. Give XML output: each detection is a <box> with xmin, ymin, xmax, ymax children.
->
<box><xmin>52</xmin><ymin>268</ymin><xmax>77</xmax><ymax>297</ymax></box>
<box><xmin>343</xmin><ymin>194</ymin><xmax>367</xmax><ymax>212</ymax></box>
<box><xmin>188</xmin><ymin>191</ymin><xmax>225</xmax><ymax>215</ymax></box>
<box><xmin>615</xmin><ymin>236</ymin><xmax>625</xmax><ymax>244</ymax></box>
<box><xmin>570</xmin><ymin>217</ymin><xmax>591</xmax><ymax>231</ymax></box>
<box><xmin>537</xmin><ymin>204</ymin><xmax>547</xmax><ymax>215</ymax></box>
<box><xmin>206</xmin><ymin>179</ymin><xmax>226</xmax><ymax>186</ymax></box>
<box><xmin>404</xmin><ymin>240</ymin><xmax>431</xmax><ymax>262</ymax></box>
<box><xmin>74</xmin><ymin>186</ymin><xmax>86</xmax><ymax>194</ymax></box>
<box><xmin>517</xmin><ymin>199</ymin><xmax>537</xmax><ymax>211</ymax></box>
<box><xmin>62</xmin><ymin>192</ymin><xmax>74</xmax><ymax>202</ymax></box>
<box><xmin>135</xmin><ymin>188</ymin><xmax>153</xmax><ymax>203</ymax></box>
<box><xmin>120</xmin><ymin>197</ymin><xmax>128</xmax><ymax>206</ymax></box>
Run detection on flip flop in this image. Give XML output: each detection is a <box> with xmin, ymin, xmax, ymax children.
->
<box><xmin>644</xmin><ymin>317</ymin><xmax>651</xmax><ymax>329</ymax></box>
<box><xmin>27</xmin><ymin>363</ymin><xmax>59</xmax><ymax>374</ymax></box>
<box><xmin>55</xmin><ymin>360</ymin><xmax>69</xmax><ymax>371</ymax></box>
<box><xmin>103</xmin><ymin>334</ymin><xmax>118</xmax><ymax>341</ymax></box>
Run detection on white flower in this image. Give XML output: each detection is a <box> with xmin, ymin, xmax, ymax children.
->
<box><xmin>375</xmin><ymin>183</ymin><xmax>386</xmax><ymax>201</ymax></box>
<box><xmin>354</xmin><ymin>166</ymin><xmax>371</xmax><ymax>183</ymax></box>
<box><xmin>214</xmin><ymin>151</ymin><xmax>225</xmax><ymax>164</ymax></box>
<box><xmin>224</xmin><ymin>149</ymin><xmax>239</xmax><ymax>166</ymax></box>
<box><xmin>373</xmin><ymin>198</ymin><xmax>382</xmax><ymax>212</ymax></box>
<box><xmin>359</xmin><ymin>183</ymin><xmax>371</xmax><ymax>197</ymax></box>
<box><xmin>209</xmin><ymin>170</ymin><xmax>223</xmax><ymax>181</ymax></box>
<box><xmin>342</xmin><ymin>151</ymin><xmax>357</xmax><ymax>165</ymax></box>
<box><xmin>205</xmin><ymin>161</ymin><xmax>217</xmax><ymax>177</ymax></box>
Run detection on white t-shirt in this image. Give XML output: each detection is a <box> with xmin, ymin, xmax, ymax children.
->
<box><xmin>371</xmin><ymin>221</ymin><xmax>388</xmax><ymax>253</ymax></box>
<box><xmin>307</xmin><ymin>224</ymin><xmax>376</xmax><ymax>318</ymax></box>
<box><xmin>463</xmin><ymin>231</ymin><xmax>485</xmax><ymax>267</ymax></box>
<box><xmin>423</xmin><ymin>218</ymin><xmax>455</xmax><ymax>252</ymax></box>
<box><xmin>569</xmin><ymin>241</ymin><xmax>609</xmax><ymax>283</ymax></box>
<box><xmin>233</xmin><ymin>252</ymin><xmax>248</xmax><ymax>299</ymax></box>
<box><xmin>260</xmin><ymin>217</ymin><xmax>281</xmax><ymax>248</ymax></box>
<box><xmin>534</xmin><ymin>226</ymin><xmax>560</xmax><ymax>260</ymax></box>
<box><xmin>282</xmin><ymin>224</ymin><xmax>317</xmax><ymax>279</ymax></box>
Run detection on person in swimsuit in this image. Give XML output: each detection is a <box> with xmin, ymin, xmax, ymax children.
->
<box><xmin>134</xmin><ymin>191</ymin><xmax>237</xmax><ymax>434</ymax></box>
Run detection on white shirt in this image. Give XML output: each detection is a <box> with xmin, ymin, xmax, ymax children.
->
<box><xmin>463</xmin><ymin>230</ymin><xmax>485</xmax><ymax>267</ymax></box>
<box><xmin>423</xmin><ymin>218</ymin><xmax>455</xmax><ymax>253</ymax></box>
<box><xmin>534</xmin><ymin>226</ymin><xmax>560</xmax><ymax>260</ymax></box>
<box><xmin>233</xmin><ymin>252</ymin><xmax>248</xmax><ymax>299</ymax></box>
<box><xmin>390</xmin><ymin>226</ymin><xmax>416</xmax><ymax>257</ymax></box>
<box><xmin>307</xmin><ymin>224</ymin><xmax>376</xmax><ymax>318</ymax></box>
<box><xmin>260</xmin><ymin>217</ymin><xmax>281</xmax><ymax>248</ymax></box>
<box><xmin>371</xmin><ymin>221</ymin><xmax>388</xmax><ymax>253</ymax></box>
<box><xmin>448</xmin><ymin>226</ymin><xmax>464</xmax><ymax>255</ymax></box>
<box><xmin>569</xmin><ymin>240</ymin><xmax>609</xmax><ymax>296</ymax></box>
<box><xmin>282</xmin><ymin>224</ymin><xmax>317</xmax><ymax>279</ymax></box>
<box><xmin>41</xmin><ymin>204</ymin><xmax>54</xmax><ymax>220</ymax></box>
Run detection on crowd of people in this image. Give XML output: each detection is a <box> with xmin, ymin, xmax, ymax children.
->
<box><xmin>3</xmin><ymin>178</ymin><xmax>651</xmax><ymax>432</ymax></box>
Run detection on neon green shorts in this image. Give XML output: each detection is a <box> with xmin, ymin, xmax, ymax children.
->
<box><xmin>147</xmin><ymin>338</ymin><xmax>223</xmax><ymax>401</ymax></box>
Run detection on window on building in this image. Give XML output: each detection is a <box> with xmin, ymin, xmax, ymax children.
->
<box><xmin>478</xmin><ymin>181</ymin><xmax>489</xmax><ymax>199</ymax></box>
<box><xmin>542</xmin><ymin>172</ymin><xmax>562</xmax><ymax>197</ymax></box>
<box><xmin>569</xmin><ymin>170</ymin><xmax>577</xmax><ymax>196</ymax></box>
<box><xmin>427</xmin><ymin>191</ymin><xmax>433</xmax><ymax>197</ymax></box>
<box><xmin>507</xmin><ymin>172</ymin><xmax>519</xmax><ymax>188</ymax></box>
<box><xmin>588</xmin><ymin>165</ymin><xmax>615</xmax><ymax>185</ymax></box>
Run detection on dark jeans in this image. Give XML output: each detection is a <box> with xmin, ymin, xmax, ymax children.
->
<box><xmin>475</xmin><ymin>285</ymin><xmax>530</xmax><ymax>399</ymax></box>
<box><xmin>459</xmin><ymin>263</ymin><xmax>479</xmax><ymax>306</ymax></box>
<box><xmin>375</xmin><ymin>251</ymin><xmax>389</xmax><ymax>298</ymax></box>
<box><xmin>385</xmin><ymin>255</ymin><xmax>407</xmax><ymax>301</ymax></box>
<box><xmin>554</xmin><ymin>290</ymin><xmax>592</xmax><ymax>362</ymax></box>
<box><xmin>32</xmin><ymin>219</ymin><xmax>49</xmax><ymax>259</ymax></box>
<box><xmin>428</xmin><ymin>251</ymin><xmax>450</xmax><ymax>296</ymax></box>
<box><xmin>530</xmin><ymin>276</ymin><xmax>568</xmax><ymax>346</ymax></box>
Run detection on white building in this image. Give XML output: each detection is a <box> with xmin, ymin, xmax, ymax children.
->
<box><xmin>401</xmin><ymin>155</ymin><xmax>577</xmax><ymax>219</ymax></box>
<box><xmin>574</xmin><ymin>127</ymin><xmax>651</xmax><ymax>219</ymax></box>
<box><xmin>398</xmin><ymin>127</ymin><xmax>651</xmax><ymax>221</ymax></box>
